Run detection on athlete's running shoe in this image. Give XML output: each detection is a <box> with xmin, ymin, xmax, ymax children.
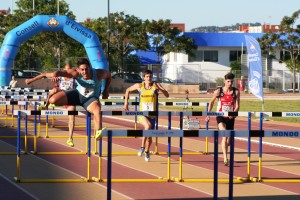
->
<box><xmin>37</xmin><ymin>105</ymin><xmax>46</xmax><ymax>111</ymax></box>
<box><xmin>224</xmin><ymin>159</ymin><xmax>229</xmax><ymax>166</ymax></box>
<box><xmin>95</xmin><ymin>127</ymin><xmax>106</xmax><ymax>140</ymax></box>
<box><xmin>67</xmin><ymin>139</ymin><xmax>74</xmax><ymax>147</ymax></box>
<box><xmin>145</xmin><ymin>151</ymin><xmax>150</xmax><ymax>162</ymax></box>
<box><xmin>137</xmin><ymin>147</ymin><xmax>145</xmax><ymax>157</ymax></box>
<box><xmin>48</xmin><ymin>104</ymin><xmax>56</xmax><ymax>108</ymax></box>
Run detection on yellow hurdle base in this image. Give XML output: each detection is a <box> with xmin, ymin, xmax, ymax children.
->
<box><xmin>173</xmin><ymin>178</ymin><xmax>246</xmax><ymax>183</ymax></box>
<box><xmin>14</xmin><ymin>177</ymin><xmax>89</xmax><ymax>183</ymax></box>
<box><xmin>0</xmin><ymin>151</ymin><xmax>27</xmax><ymax>155</ymax></box>
<box><xmin>40</xmin><ymin>135</ymin><xmax>87</xmax><ymax>138</ymax></box>
<box><xmin>96</xmin><ymin>151</ymin><xmax>207</xmax><ymax>156</ymax></box>
<box><xmin>92</xmin><ymin>177</ymin><xmax>168</xmax><ymax>183</ymax></box>
<box><xmin>32</xmin><ymin>151</ymin><xmax>87</xmax><ymax>155</ymax></box>
<box><xmin>251</xmin><ymin>177</ymin><xmax>300</xmax><ymax>183</ymax></box>
<box><xmin>52</xmin><ymin>125</ymin><xmax>86</xmax><ymax>128</ymax></box>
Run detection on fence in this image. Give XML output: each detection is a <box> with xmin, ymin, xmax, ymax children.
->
<box><xmin>10</xmin><ymin>61</ymin><xmax>300</xmax><ymax>92</ymax></box>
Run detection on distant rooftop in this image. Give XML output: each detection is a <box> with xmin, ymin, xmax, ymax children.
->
<box><xmin>184</xmin><ymin>32</ymin><xmax>264</xmax><ymax>47</ymax></box>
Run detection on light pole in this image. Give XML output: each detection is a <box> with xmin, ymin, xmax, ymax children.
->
<box><xmin>33</xmin><ymin>0</ymin><xmax>35</xmax><ymax>16</ymax></box>
<box><xmin>11</xmin><ymin>0</ymin><xmax>14</xmax><ymax>14</ymax></box>
<box><xmin>57</xmin><ymin>0</ymin><xmax>60</xmax><ymax>15</ymax></box>
<box><xmin>107</xmin><ymin>0</ymin><xmax>110</xmax><ymax>67</ymax></box>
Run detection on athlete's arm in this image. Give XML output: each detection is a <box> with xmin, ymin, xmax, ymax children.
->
<box><xmin>123</xmin><ymin>83</ymin><xmax>141</xmax><ymax>111</ymax></box>
<box><xmin>233</xmin><ymin>89</ymin><xmax>240</xmax><ymax>112</ymax></box>
<box><xmin>96</xmin><ymin>69</ymin><xmax>112</xmax><ymax>99</ymax></box>
<box><xmin>51</xmin><ymin>69</ymin><xmax>78</xmax><ymax>82</ymax></box>
<box><xmin>205</xmin><ymin>89</ymin><xmax>219</xmax><ymax>122</ymax></box>
<box><xmin>25</xmin><ymin>72</ymin><xmax>53</xmax><ymax>85</ymax></box>
<box><xmin>154</xmin><ymin>82</ymin><xmax>169</xmax><ymax>98</ymax></box>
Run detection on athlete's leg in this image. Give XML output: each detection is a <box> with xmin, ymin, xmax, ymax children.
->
<box><xmin>48</xmin><ymin>90</ymin><xmax>69</xmax><ymax>106</ymax></box>
<box><xmin>138</xmin><ymin>116</ymin><xmax>153</xmax><ymax>152</ymax></box>
<box><xmin>218</xmin><ymin>122</ymin><xmax>229</xmax><ymax>165</ymax></box>
<box><xmin>45</xmin><ymin>88</ymin><xmax>58</xmax><ymax>108</ymax></box>
<box><xmin>67</xmin><ymin>105</ymin><xmax>76</xmax><ymax>140</ymax></box>
<box><xmin>86</xmin><ymin>100</ymin><xmax>102</xmax><ymax>132</ymax></box>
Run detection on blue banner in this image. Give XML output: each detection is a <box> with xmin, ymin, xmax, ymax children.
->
<box><xmin>244</xmin><ymin>35</ymin><xmax>264</xmax><ymax>101</ymax></box>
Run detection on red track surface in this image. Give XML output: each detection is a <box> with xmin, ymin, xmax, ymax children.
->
<box><xmin>0</xmin><ymin>109</ymin><xmax>300</xmax><ymax>199</ymax></box>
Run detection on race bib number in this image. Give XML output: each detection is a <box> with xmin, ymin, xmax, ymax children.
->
<box><xmin>141</xmin><ymin>102</ymin><xmax>154</xmax><ymax>111</ymax></box>
<box><xmin>61</xmin><ymin>84</ymin><xmax>72</xmax><ymax>91</ymax></box>
<box><xmin>80</xmin><ymin>87</ymin><xmax>94</xmax><ymax>98</ymax></box>
<box><xmin>222</xmin><ymin>105</ymin><xmax>233</xmax><ymax>112</ymax></box>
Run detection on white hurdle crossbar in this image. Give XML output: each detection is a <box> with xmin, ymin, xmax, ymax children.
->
<box><xmin>101</xmin><ymin>129</ymin><xmax>300</xmax><ymax>138</ymax></box>
<box><xmin>101</xmin><ymin>111</ymin><xmax>253</xmax><ymax>117</ymax></box>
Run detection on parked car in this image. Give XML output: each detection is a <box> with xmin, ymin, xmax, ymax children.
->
<box><xmin>112</xmin><ymin>73</ymin><xmax>143</xmax><ymax>83</ymax></box>
<box><xmin>23</xmin><ymin>70</ymin><xmax>42</xmax><ymax>78</ymax></box>
<box><xmin>12</xmin><ymin>69</ymin><xmax>42</xmax><ymax>78</ymax></box>
<box><xmin>153</xmin><ymin>77</ymin><xmax>174</xmax><ymax>84</ymax></box>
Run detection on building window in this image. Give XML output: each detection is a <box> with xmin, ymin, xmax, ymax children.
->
<box><xmin>230</xmin><ymin>50</ymin><xmax>245</xmax><ymax>62</ymax></box>
<box><xmin>189</xmin><ymin>50</ymin><xmax>218</xmax><ymax>62</ymax></box>
<box><xmin>280</xmin><ymin>50</ymin><xmax>291</xmax><ymax>61</ymax></box>
<box><xmin>204</xmin><ymin>51</ymin><xmax>218</xmax><ymax>62</ymax></box>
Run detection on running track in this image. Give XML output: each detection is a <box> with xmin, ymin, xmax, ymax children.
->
<box><xmin>0</xmin><ymin>109</ymin><xmax>299</xmax><ymax>199</ymax></box>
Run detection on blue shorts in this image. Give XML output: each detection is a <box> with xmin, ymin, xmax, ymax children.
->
<box><xmin>64</xmin><ymin>89</ymin><xmax>99</xmax><ymax>110</ymax></box>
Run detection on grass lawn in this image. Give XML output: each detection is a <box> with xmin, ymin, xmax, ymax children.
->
<box><xmin>103</xmin><ymin>98</ymin><xmax>300</xmax><ymax>124</ymax></box>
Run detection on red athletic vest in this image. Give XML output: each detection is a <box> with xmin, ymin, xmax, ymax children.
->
<box><xmin>216</xmin><ymin>87</ymin><xmax>236</xmax><ymax>112</ymax></box>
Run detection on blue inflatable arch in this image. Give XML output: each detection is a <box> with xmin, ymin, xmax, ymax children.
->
<box><xmin>0</xmin><ymin>15</ymin><xmax>108</xmax><ymax>88</ymax></box>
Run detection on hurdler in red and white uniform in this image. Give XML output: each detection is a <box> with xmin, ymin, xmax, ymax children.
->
<box><xmin>216</xmin><ymin>87</ymin><xmax>236</xmax><ymax>113</ymax></box>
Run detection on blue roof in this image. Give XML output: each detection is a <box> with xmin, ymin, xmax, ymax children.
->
<box><xmin>136</xmin><ymin>32</ymin><xmax>265</xmax><ymax>64</ymax></box>
<box><xmin>184</xmin><ymin>32</ymin><xmax>264</xmax><ymax>47</ymax></box>
<box><xmin>135</xmin><ymin>50</ymin><xmax>161</xmax><ymax>64</ymax></box>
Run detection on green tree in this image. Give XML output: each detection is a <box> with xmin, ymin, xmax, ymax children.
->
<box><xmin>230</xmin><ymin>59</ymin><xmax>242</xmax><ymax>78</ymax></box>
<box><xmin>83</xmin><ymin>12</ymin><xmax>149</xmax><ymax>72</ymax></box>
<box><xmin>144</xmin><ymin>19</ymin><xmax>196</xmax><ymax>63</ymax></box>
<box><xmin>258</xmin><ymin>9</ymin><xmax>300</xmax><ymax>93</ymax></box>
<box><xmin>0</xmin><ymin>0</ymin><xmax>85</xmax><ymax>70</ymax></box>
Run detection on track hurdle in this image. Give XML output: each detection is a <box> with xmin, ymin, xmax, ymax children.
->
<box><xmin>0</xmin><ymin>96</ymin><xmax>46</xmax><ymax>127</ymax></box>
<box><xmin>160</xmin><ymin>101</ymin><xmax>209</xmax><ymax>155</ymax></box>
<box><xmin>0</xmin><ymin>100</ymin><xmax>30</xmax><ymax>127</ymax></box>
<box><xmin>98</xmin><ymin>100</ymin><xmax>210</xmax><ymax>156</ymax></box>
<box><xmin>14</xmin><ymin>111</ymin><xmax>92</xmax><ymax>183</ymax></box>
<box><xmin>174</xmin><ymin>111</ymin><xmax>251</xmax><ymax>183</ymax></box>
<box><xmin>13</xmin><ymin>109</ymin><xmax>89</xmax><ymax>155</ymax></box>
<box><xmin>98</xmin><ymin>129</ymin><xmax>253</xmax><ymax>200</ymax></box>
<box><xmin>252</xmin><ymin>112</ymin><xmax>300</xmax><ymax>183</ymax></box>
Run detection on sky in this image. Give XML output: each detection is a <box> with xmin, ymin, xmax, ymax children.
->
<box><xmin>2</xmin><ymin>0</ymin><xmax>299</xmax><ymax>31</ymax></box>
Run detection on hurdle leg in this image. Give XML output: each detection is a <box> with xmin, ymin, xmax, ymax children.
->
<box><xmin>167</xmin><ymin>112</ymin><xmax>171</xmax><ymax>181</ymax></box>
<box><xmin>247</xmin><ymin>112</ymin><xmax>252</xmax><ymax>180</ymax></box>
<box><xmin>228</xmin><ymin>131</ymin><xmax>235</xmax><ymax>200</ymax></box>
<box><xmin>87</xmin><ymin>113</ymin><xmax>91</xmax><ymax>181</ymax></box>
<box><xmin>178</xmin><ymin>137</ymin><xmax>183</xmax><ymax>181</ymax></box>
<box><xmin>258</xmin><ymin>112</ymin><xmax>263</xmax><ymax>182</ymax></box>
<box><xmin>32</xmin><ymin>112</ymin><xmax>38</xmax><ymax>154</ymax></box>
<box><xmin>213</xmin><ymin>130</ymin><xmax>219</xmax><ymax>200</ymax></box>
<box><xmin>107</xmin><ymin>130</ymin><xmax>112</xmax><ymax>200</ymax></box>
<box><xmin>15</xmin><ymin>111</ymin><xmax>21</xmax><ymax>182</ymax></box>
<box><xmin>11</xmin><ymin>104</ymin><xmax>14</xmax><ymax>127</ymax></box>
<box><xmin>154</xmin><ymin>137</ymin><xmax>158</xmax><ymax>154</ymax></box>
<box><xmin>205</xmin><ymin>103</ymin><xmax>209</xmax><ymax>154</ymax></box>
<box><xmin>205</xmin><ymin>137</ymin><xmax>209</xmax><ymax>154</ymax></box>
<box><xmin>45</xmin><ymin>114</ymin><xmax>49</xmax><ymax>138</ymax></box>
<box><xmin>178</xmin><ymin>112</ymin><xmax>183</xmax><ymax>182</ymax></box>
<box><xmin>24</xmin><ymin>107</ymin><xmax>28</xmax><ymax>153</ymax></box>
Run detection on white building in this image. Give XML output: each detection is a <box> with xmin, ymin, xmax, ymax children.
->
<box><xmin>161</xmin><ymin>32</ymin><xmax>298</xmax><ymax>91</ymax></box>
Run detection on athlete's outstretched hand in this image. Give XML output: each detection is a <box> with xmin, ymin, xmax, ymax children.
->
<box><xmin>51</xmin><ymin>71</ymin><xmax>60</xmax><ymax>82</ymax></box>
